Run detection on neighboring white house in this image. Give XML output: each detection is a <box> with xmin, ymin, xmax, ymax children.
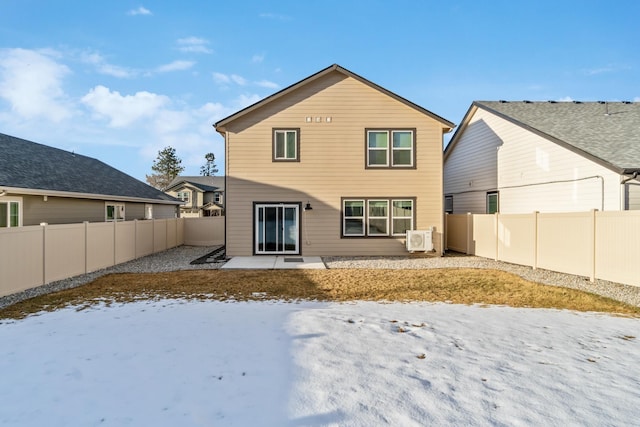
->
<box><xmin>444</xmin><ymin>101</ymin><xmax>640</xmax><ymax>214</ymax></box>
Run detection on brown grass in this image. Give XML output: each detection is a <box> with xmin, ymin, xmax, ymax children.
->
<box><xmin>1</xmin><ymin>268</ymin><xmax>638</xmax><ymax>320</ymax></box>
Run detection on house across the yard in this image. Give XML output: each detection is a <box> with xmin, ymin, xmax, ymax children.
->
<box><xmin>165</xmin><ymin>176</ymin><xmax>225</xmax><ymax>217</ymax></box>
<box><xmin>215</xmin><ymin>64</ymin><xmax>454</xmax><ymax>257</ymax></box>
<box><xmin>0</xmin><ymin>133</ymin><xmax>182</xmax><ymax>227</ymax></box>
<box><xmin>444</xmin><ymin>101</ymin><xmax>640</xmax><ymax>214</ymax></box>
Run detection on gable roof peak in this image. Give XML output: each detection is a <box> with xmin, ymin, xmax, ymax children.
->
<box><xmin>214</xmin><ymin>64</ymin><xmax>454</xmax><ymax>132</ymax></box>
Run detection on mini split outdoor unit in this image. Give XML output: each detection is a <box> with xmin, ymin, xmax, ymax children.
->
<box><xmin>406</xmin><ymin>229</ymin><xmax>434</xmax><ymax>252</ymax></box>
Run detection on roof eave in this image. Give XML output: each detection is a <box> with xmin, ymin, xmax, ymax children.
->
<box><xmin>0</xmin><ymin>186</ymin><xmax>183</xmax><ymax>205</ymax></box>
<box><xmin>472</xmin><ymin>102</ymin><xmax>632</xmax><ymax>175</ymax></box>
<box><xmin>214</xmin><ymin>64</ymin><xmax>455</xmax><ymax>132</ymax></box>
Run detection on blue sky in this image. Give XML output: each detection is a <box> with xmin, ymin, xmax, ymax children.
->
<box><xmin>1</xmin><ymin>1</ymin><xmax>638</xmax><ymax>182</ymax></box>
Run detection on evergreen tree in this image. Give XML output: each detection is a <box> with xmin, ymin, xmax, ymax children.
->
<box><xmin>146</xmin><ymin>146</ymin><xmax>184</xmax><ymax>190</ymax></box>
<box><xmin>200</xmin><ymin>152</ymin><xmax>218</xmax><ymax>176</ymax></box>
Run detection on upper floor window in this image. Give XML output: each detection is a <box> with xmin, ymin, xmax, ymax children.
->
<box><xmin>176</xmin><ymin>191</ymin><xmax>190</xmax><ymax>202</ymax></box>
<box><xmin>273</xmin><ymin>129</ymin><xmax>300</xmax><ymax>161</ymax></box>
<box><xmin>366</xmin><ymin>129</ymin><xmax>415</xmax><ymax>168</ymax></box>
<box><xmin>106</xmin><ymin>203</ymin><xmax>125</xmax><ymax>222</ymax></box>
<box><xmin>214</xmin><ymin>192</ymin><xmax>222</xmax><ymax>203</ymax></box>
<box><xmin>0</xmin><ymin>198</ymin><xmax>21</xmax><ymax>228</ymax></box>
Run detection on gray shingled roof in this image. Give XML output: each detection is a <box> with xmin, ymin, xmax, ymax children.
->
<box><xmin>166</xmin><ymin>176</ymin><xmax>225</xmax><ymax>192</ymax></box>
<box><xmin>474</xmin><ymin>101</ymin><xmax>640</xmax><ymax>173</ymax></box>
<box><xmin>0</xmin><ymin>133</ymin><xmax>180</xmax><ymax>203</ymax></box>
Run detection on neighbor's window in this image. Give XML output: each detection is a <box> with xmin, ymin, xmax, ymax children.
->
<box><xmin>343</xmin><ymin>198</ymin><xmax>414</xmax><ymax>237</ymax></box>
<box><xmin>273</xmin><ymin>129</ymin><xmax>300</xmax><ymax>161</ymax></box>
<box><xmin>214</xmin><ymin>192</ymin><xmax>222</xmax><ymax>203</ymax></box>
<box><xmin>0</xmin><ymin>199</ymin><xmax>21</xmax><ymax>228</ymax></box>
<box><xmin>176</xmin><ymin>191</ymin><xmax>190</xmax><ymax>202</ymax></box>
<box><xmin>366</xmin><ymin>129</ymin><xmax>415</xmax><ymax>168</ymax></box>
<box><xmin>486</xmin><ymin>192</ymin><xmax>499</xmax><ymax>214</ymax></box>
<box><xmin>144</xmin><ymin>204</ymin><xmax>153</xmax><ymax>220</ymax></box>
<box><xmin>106</xmin><ymin>203</ymin><xmax>125</xmax><ymax>222</ymax></box>
<box><xmin>445</xmin><ymin>195</ymin><xmax>453</xmax><ymax>214</ymax></box>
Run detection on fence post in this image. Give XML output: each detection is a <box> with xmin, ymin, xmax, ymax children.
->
<box><xmin>84</xmin><ymin>221</ymin><xmax>89</xmax><ymax>274</ymax></box>
<box><xmin>444</xmin><ymin>213</ymin><xmax>449</xmax><ymax>251</ymax></box>
<box><xmin>533</xmin><ymin>212</ymin><xmax>539</xmax><ymax>270</ymax></box>
<box><xmin>494</xmin><ymin>212</ymin><xmax>499</xmax><ymax>261</ymax></box>
<box><xmin>466</xmin><ymin>213</ymin><xmax>472</xmax><ymax>255</ymax></box>
<box><xmin>41</xmin><ymin>223</ymin><xmax>47</xmax><ymax>286</ymax></box>
<box><xmin>590</xmin><ymin>209</ymin><xmax>597</xmax><ymax>282</ymax></box>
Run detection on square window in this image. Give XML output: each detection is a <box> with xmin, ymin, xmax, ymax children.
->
<box><xmin>273</xmin><ymin>129</ymin><xmax>300</xmax><ymax>161</ymax></box>
<box><xmin>366</xmin><ymin>129</ymin><xmax>415</xmax><ymax>168</ymax></box>
<box><xmin>0</xmin><ymin>199</ymin><xmax>21</xmax><ymax>228</ymax></box>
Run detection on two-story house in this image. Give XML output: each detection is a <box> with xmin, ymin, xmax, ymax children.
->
<box><xmin>165</xmin><ymin>176</ymin><xmax>224</xmax><ymax>217</ymax></box>
<box><xmin>214</xmin><ymin>64</ymin><xmax>453</xmax><ymax>256</ymax></box>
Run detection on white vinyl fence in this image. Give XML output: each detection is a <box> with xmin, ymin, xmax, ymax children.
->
<box><xmin>446</xmin><ymin>211</ymin><xmax>640</xmax><ymax>288</ymax></box>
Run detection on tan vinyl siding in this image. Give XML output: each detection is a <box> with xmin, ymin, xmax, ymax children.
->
<box><xmin>444</xmin><ymin>108</ymin><xmax>499</xmax><ymax>213</ymax></box>
<box><xmin>225</xmin><ymin>72</ymin><xmax>446</xmax><ymax>256</ymax></box>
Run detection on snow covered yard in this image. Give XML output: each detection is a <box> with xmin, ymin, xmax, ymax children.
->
<box><xmin>1</xmin><ymin>300</ymin><xmax>639</xmax><ymax>426</ymax></box>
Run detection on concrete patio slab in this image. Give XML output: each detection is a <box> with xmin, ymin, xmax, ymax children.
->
<box><xmin>221</xmin><ymin>256</ymin><xmax>326</xmax><ymax>270</ymax></box>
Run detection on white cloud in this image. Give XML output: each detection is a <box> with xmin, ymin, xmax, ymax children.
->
<box><xmin>557</xmin><ymin>96</ymin><xmax>573</xmax><ymax>102</ymax></box>
<box><xmin>259</xmin><ymin>12</ymin><xmax>291</xmax><ymax>21</ymax></box>
<box><xmin>255</xmin><ymin>80</ymin><xmax>279</xmax><ymax>89</ymax></box>
<box><xmin>0</xmin><ymin>48</ymin><xmax>73</xmax><ymax>122</ymax></box>
<box><xmin>230</xmin><ymin>74</ymin><xmax>247</xmax><ymax>85</ymax></box>
<box><xmin>81</xmin><ymin>85</ymin><xmax>169</xmax><ymax>127</ymax></box>
<box><xmin>212</xmin><ymin>72</ymin><xmax>247</xmax><ymax>86</ymax></box>
<box><xmin>176</xmin><ymin>37</ymin><xmax>213</xmax><ymax>54</ymax></box>
<box><xmin>80</xmin><ymin>52</ymin><xmax>136</xmax><ymax>78</ymax></box>
<box><xmin>127</xmin><ymin>6</ymin><xmax>152</xmax><ymax>16</ymax></box>
<box><xmin>583</xmin><ymin>64</ymin><xmax>630</xmax><ymax>76</ymax></box>
<box><xmin>155</xmin><ymin>60</ymin><xmax>195</xmax><ymax>73</ymax></box>
<box><xmin>212</xmin><ymin>72</ymin><xmax>230</xmax><ymax>84</ymax></box>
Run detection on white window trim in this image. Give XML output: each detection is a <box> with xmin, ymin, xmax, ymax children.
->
<box><xmin>391</xmin><ymin>130</ymin><xmax>414</xmax><ymax>167</ymax></box>
<box><xmin>273</xmin><ymin>129</ymin><xmax>299</xmax><ymax>161</ymax></box>
<box><xmin>105</xmin><ymin>202</ymin><xmax>125</xmax><ymax>222</ymax></box>
<box><xmin>366</xmin><ymin>129</ymin><xmax>415</xmax><ymax>168</ymax></box>
<box><xmin>392</xmin><ymin>199</ymin><xmax>414</xmax><ymax>236</ymax></box>
<box><xmin>367</xmin><ymin>199</ymin><xmax>389</xmax><ymax>236</ymax></box>
<box><xmin>0</xmin><ymin>196</ymin><xmax>22</xmax><ymax>228</ymax></box>
<box><xmin>366</xmin><ymin>130</ymin><xmax>389</xmax><ymax>167</ymax></box>
<box><xmin>343</xmin><ymin>198</ymin><xmax>414</xmax><ymax>237</ymax></box>
<box><xmin>343</xmin><ymin>199</ymin><xmax>365</xmax><ymax>236</ymax></box>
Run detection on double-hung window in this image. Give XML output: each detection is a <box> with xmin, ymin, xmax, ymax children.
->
<box><xmin>177</xmin><ymin>191</ymin><xmax>190</xmax><ymax>203</ymax></box>
<box><xmin>343</xmin><ymin>198</ymin><xmax>414</xmax><ymax>237</ymax></box>
<box><xmin>0</xmin><ymin>198</ymin><xmax>21</xmax><ymax>228</ymax></box>
<box><xmin>366</xmin><ymin>129</ymin><xmax>415</xmax><ymax>168</ymax></box>
<box><xmin>273</xmin><ymin>128</ymin><xmax>300</xmax><ymax>161</ymax></box>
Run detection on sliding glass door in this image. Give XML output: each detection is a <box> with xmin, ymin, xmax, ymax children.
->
<box><xmin>255</xmin><ymin>204</ymin><xmax>299</xmax><ymax>254</ymax></box>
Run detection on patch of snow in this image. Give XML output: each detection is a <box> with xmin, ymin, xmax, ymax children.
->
<box><xmin>1</xmin><ymin>301</ymin><xmax>639</xmax><ymax>426</ymax></box>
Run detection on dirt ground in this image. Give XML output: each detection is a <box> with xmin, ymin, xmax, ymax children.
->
<box><xmin>1</xmin><ymin>268</ymin><xmax>639</xmax><ymax>319</ymax></box>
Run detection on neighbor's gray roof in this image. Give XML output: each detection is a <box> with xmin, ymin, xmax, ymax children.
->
<box><xmin>473</xmin><ymin>101</ymin><xmax>640</xmax><ymax>173</ymax></box>
<box><xmin>0</xmin><ymin>133</ymin><xmax>180</xmax><ymax>203</ymax></box>
<box><xmin>166</xmin><ymin>176</ymin><xmax>225</xmax><ymax>193</ymax></box>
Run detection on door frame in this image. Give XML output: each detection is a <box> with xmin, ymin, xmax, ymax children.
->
<box><xmin>253</xmin><ymin>202</ymin><xmax>302</xmax><ymax>255</ymax></box>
